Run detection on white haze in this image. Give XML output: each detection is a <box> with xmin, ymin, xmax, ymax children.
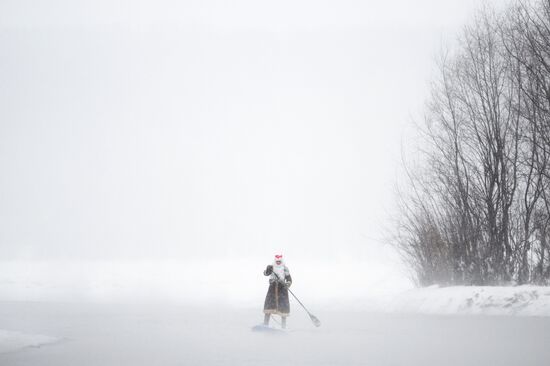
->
<box><xmin>0</xmin><ymin>0</ymin><xmax>511</xmax><ymax>305</ymax></box>
<box><xmin>0</xmin><ymin>258</ymin><xmax>409</xmax><ymax>309</ymax></box>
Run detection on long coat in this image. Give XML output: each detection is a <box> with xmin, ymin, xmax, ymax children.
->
<box><xmin>263</xmin><ymin>265</ymin><xmax>292</xmax><ymax>316</ymax></box>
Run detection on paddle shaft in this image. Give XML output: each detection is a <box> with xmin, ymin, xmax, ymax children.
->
<box><xmin>271</xmin><ymin>271</ymin><xmax>315</xmax><ymax>317</ymax></box>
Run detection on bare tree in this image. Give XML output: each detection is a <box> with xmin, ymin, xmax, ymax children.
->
<box><xmin>393</xmin><ymin>0</ymin><xmax>550</xmax><ymax>286</ymax></box>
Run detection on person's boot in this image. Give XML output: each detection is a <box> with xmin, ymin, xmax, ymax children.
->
<box><xmin>281</xmin><ymin>316</ymin><xmax>287</xmax><ymax>329</ymax></box>
<box><xmin>263</xmin><ymin>314</ymin><xmax>270</xmax><ymax>326</ymax></box>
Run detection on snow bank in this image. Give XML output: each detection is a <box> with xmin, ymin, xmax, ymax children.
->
<box><xmin>0</xmin><ymin>329</ymin><xmax>58</xmax><ymax>354</ymax></box>
<box><xmin>386</xmin><ymin>285</ymin><xmax>550</xmax><ymax>316</ymax></box>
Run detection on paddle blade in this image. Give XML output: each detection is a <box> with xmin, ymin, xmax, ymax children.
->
<box><xmin>310</xmin><ymin>314</ymin><xmax>321</xmax><ymax>327</ymax></box>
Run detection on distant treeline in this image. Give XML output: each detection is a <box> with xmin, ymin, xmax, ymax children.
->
<box><xmin>394</xmin><ymin>0</ymin><xmax>550</xmax><ymax>286</ymax></box>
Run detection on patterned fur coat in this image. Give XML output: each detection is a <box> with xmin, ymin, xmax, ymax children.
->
<box><xmin>263</xmin><ymin>262</ymin><xmax>292</xmax><ymax>316</ymax></box>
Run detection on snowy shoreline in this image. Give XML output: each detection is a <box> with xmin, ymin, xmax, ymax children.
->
<box><xmin>385</xmin><ymin>285</ymin><xmax>550</xmax><ymax>316</ymax></box>
<box><xmin>0</xmin><ymin>329</ymin><xmax>58</xmax><ymax>354</ymax></box>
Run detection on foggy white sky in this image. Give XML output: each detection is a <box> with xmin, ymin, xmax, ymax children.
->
<box><xmin>0</xmin><ymin>0</ymin><xmax>509</xmax><ymax>264</ymax></box>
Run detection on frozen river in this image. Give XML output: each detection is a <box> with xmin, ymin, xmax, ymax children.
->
<box><xmin>0</xmin><ymin>301</ymin><xmax>549</xmax><ymax>365</ymax></box>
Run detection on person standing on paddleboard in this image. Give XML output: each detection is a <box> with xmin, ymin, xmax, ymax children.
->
<box><xmin>263</xmin><ymin>254</ymin><xmax>292</xmax><ymax>329</ymax></box>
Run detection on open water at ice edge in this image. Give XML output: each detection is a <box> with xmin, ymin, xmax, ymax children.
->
<box><xmin>0</xmin><ymin>301</ymin><xmax>549</xmax><ymax>366</ymax></box>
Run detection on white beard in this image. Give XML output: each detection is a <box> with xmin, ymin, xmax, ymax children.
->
<box><xmin>272</xmin><ymin>262</ymin><xmax>286</xmax><ymax>281</ymax></box>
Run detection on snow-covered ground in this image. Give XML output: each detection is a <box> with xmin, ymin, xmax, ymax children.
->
<box><xmin>1</xmin><ymin>301</ymin><xmax>550</xmax><ymax>366</ymax></box>
<box><xmin>0</xmin><ymin>259</ymin><xmax>410</xmax><ymax>308</ymax></box>
<box><xmin>0</xmin><ymin>329</ymin><xmax>57</xmax><ymax>354</ymax></box>
<box><xmin>386</xmin><ymin>285</ymin><xmax>550</xmax><ymax>316</ymax></box>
